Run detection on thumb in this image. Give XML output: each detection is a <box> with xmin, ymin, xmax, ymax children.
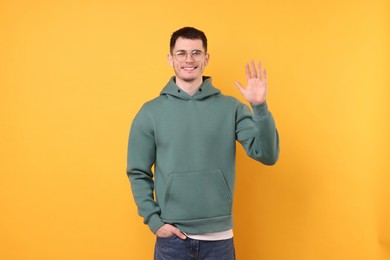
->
<box><xmin>234</xmin><ymin>81</ymin><xmax>245</xmax><ymax>94</ymax></box>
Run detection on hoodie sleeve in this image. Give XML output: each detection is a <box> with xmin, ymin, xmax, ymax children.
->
<box><xmin>126</xmin><ymin>109</ymin><xmax>165</xmax><ymax>233</ymax></box>
<box><xmin>235</xmin><ymin>101</ymin><xmax>280</xmax><ymax>165</ymax></box>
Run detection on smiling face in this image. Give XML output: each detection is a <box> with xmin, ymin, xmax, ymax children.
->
<box><xmin>168</xmin><ymin>37</ymin><xmax>209</xmax><ymax>86</ymax></box>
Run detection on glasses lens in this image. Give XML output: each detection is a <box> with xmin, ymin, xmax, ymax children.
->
<box><xmin>191</xmin><ymin>51</ymin><xmax>204</xmax><ymax>61</ymax></box>
<box><xmin>175</xmin><ymin>52</ymin><xmax>187</xmax><ymax>62</ymax></box>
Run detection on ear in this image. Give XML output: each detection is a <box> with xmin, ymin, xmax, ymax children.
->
<box><xmin>168</xmin><ymin>54</ymin><xmax>173</xmax><ymax>66</ymax></box>
<box><xmin>204</xmin><ymin>53</ymin><xmax>210</xmax><ymax>66</ymax></box>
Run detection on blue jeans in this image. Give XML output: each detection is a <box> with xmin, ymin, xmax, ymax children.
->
<box><xmin>154</xmin><ymin>235</ymin><xmax>235</xmax><ymax>260</ymax></box>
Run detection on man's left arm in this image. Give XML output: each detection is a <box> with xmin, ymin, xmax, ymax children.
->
<box><xmin>235</xmin><ymin>60</ymin><xmax>280</xmax><ymax>165</ymax></box>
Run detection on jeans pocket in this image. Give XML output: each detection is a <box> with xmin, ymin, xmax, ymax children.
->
<box><xmin>157</xmin><ymin>234</ymin><xmax>178</xmax><ymax>240</ymax></box>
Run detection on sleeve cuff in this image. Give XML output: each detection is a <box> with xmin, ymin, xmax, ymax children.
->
<box><xmin>148</xmin><ymin>214</ymin><xmax>165</xmax><ymax>234</ymax></box>
<box><xmin>250</xmin><ymin>101</ymin><xmax>269</xmax><ymax>119</ymax></box>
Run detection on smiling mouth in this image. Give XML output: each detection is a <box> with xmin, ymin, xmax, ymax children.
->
<box><xmin>182</xmin><ymin>66</ymin><xmax>197</xmax><ymax>71</ymax></box>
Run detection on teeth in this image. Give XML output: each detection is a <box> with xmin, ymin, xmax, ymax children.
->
<box><xmin>183</xmin><ymin>67</ymin><xmax>195</xmax><ymax>71</ymax></box>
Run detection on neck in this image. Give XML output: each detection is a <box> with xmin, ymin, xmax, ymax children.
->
<box><xmin>175</xmin><ymin>77</ymin><xmax>203</xmax><ymax>96</ymax></box>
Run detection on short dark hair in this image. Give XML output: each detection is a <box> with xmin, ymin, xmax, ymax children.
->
<box><xmin>170</xmin><ymin>27</ymin><xmax>208</xmax><ymax>53</ymax></box>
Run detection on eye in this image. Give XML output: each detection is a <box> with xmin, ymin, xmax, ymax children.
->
<box><xmin>175</xmin><ymin>52</ymin><xmax>186</xmax><ymax>57</ymax></box>
<box><xmin>192</xmin><ymin>51</ymin><xmax>203</xmax><ymax>56</ymax></box>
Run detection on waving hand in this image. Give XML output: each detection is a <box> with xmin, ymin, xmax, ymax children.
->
<box><xmin>234</xmin><ymin>60</ymin><xmax>268</xmax><ymax>105</ymax></box>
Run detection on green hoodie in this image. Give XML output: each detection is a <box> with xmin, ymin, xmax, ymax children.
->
<box><xmin>127</xmin><ymin>76</ymin><xmax>279</xmax><ymax>234</ymax></box>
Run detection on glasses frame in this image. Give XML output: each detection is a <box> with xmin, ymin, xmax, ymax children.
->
<box><xmin>172</xmin><ymin>50</ymin><xmax>206</xmax><ymax>62</ymax></box>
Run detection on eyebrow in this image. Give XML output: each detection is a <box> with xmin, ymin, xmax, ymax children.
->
<box><xmin>174</xmin><ymin>49</ymin><xmax>203</xmax><ymax>53</ymax></box>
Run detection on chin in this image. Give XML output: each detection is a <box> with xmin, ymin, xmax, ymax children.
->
<box><xmin>182</xmin><ymin>77</ymin><xmax>198</xmax><ymax>82</ymax></box>
<box><xmin>176</xmin><ymin>73</ymin><xmax>198</xmax><ymax>82</ymax></box>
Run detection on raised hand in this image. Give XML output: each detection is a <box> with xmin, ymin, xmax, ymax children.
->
<box><xmin>234</xmin><ymin>60</ymin><xmax>268</xmax><ymax>105</ymax></box>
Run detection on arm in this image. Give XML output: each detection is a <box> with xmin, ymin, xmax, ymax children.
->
<box><xmin>235</xmin><ymin>60</ymin><xmax>280</xmax><ymax>165</ymax></box>
<box><xmin>127</xmin><ymin>110</ymin><xmax>187</xmax><ymax>240</ymax></box>
<box><xmin>235</xmin><ymin>101</ymin><xmax>279</xmax><ymax>165</ymax></box>
<box><xmin>127</xmin><ymin>117</ymin><xmax>164</xmax><ymax>233</ymax></box>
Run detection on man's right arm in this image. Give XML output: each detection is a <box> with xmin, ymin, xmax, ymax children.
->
<box><xmin>126</xmin><ymin>117</ymin><xmax>165</xmax><ymax>233</ymax></box>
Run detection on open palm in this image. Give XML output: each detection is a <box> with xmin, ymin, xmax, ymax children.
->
<box><xmin>235</xmin><ymin>60</ymin><xmax>268</xmax><ymax>105</ymax></box>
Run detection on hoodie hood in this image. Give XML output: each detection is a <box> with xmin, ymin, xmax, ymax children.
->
<box><xmin>160</xmin><ymin>76</ymin><xmax>221</xmax><ymax>101</ymax></box>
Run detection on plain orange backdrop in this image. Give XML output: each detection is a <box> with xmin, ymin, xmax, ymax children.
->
<box><xmin>1</xmin><ymin>0</ymin><xmax>389</xmax><ymax>259</ymax></box>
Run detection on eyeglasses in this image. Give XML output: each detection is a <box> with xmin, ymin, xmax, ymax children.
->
<box><xmin>172</xmin><ymin>50</ymin><xmax>206</xmax><ymax>62</ymax></box>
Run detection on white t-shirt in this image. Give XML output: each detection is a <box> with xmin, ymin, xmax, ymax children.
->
<box><xmin>184</xmin><ymin>229</ymin><xmax>233</xmax><ymax>241</ymax></box>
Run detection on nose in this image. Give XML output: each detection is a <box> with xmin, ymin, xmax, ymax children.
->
<box><xmin>185</xmin><ymin>53</ymin><xmax>195</xmax><ymax>62</ymax></box>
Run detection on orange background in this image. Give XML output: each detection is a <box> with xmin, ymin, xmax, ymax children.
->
<box><xmin>1</xmin><ymin>0</ymin><xmax>389</xmax><ymax>259</ymax></box>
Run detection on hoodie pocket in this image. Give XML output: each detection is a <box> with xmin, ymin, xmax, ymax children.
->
<box><xmin>162</xmin><ymin>169</ymin><xmax>232</xmax><ymax>221</ymax></box>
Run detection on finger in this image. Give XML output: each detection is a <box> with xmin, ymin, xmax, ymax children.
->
<box><xmin>245</xmin><ymin>63</ymin><xmax>251</xmax><ymax>80</ymax></box>
<box><xmin>173</xmin><ymin>228</ymin><xmax>187</xmax><ymax>240</ymax></box>
<box><xmin>234</xmin><ymin>81</ymin><xmax>245</xmax><ymax>94</ymax></box>
<box><xmin>263</xmin><ymin>69</ymin><xmax>267</xmax><ymax>82</ymax></box>
<box><xmin>258</xmin><ymin>61</ymin><xmax>262</xmax><ymax>80</ymax></box>
<box><xmin>250</xmin><ymin>60</ymin><xmax>257</xmax><ymax>78</ymax></box>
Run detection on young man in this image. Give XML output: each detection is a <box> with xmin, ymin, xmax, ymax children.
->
<box><xmin>127</xmin><ymin>27</ymin><xmax>279</xmax><ymax>260</ymax></box>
